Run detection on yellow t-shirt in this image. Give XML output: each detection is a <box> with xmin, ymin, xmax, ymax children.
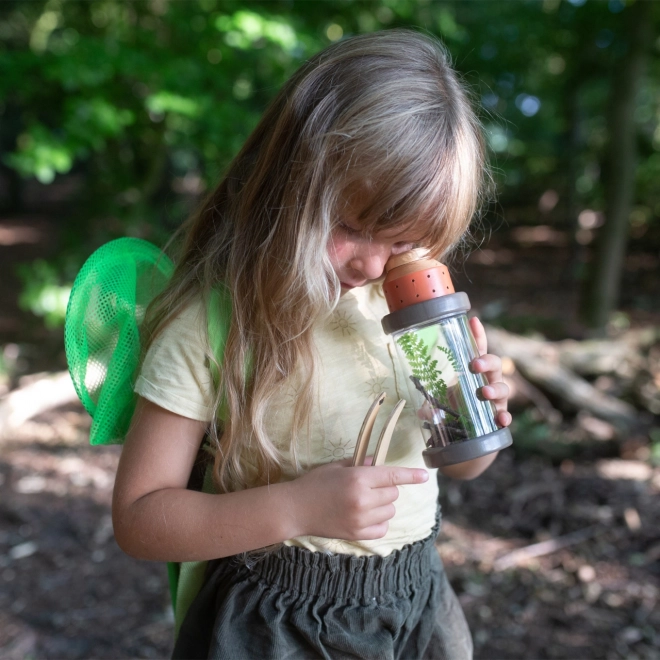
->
<box><xmin>135</xmin><ymin>283</ymin><xmax>439</xmax><ymax>557</ymax></box>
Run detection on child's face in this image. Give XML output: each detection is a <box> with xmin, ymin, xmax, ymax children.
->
<box><xmin>328</xmin><ymin>219</ymin><xmax>422</xmax><ymax>293</ymax></box>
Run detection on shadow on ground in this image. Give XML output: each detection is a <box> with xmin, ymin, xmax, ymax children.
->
<box><xmin>1</xmin><ymin>404</ymin><xmax>658</xmax><ymax>659</ymax></box>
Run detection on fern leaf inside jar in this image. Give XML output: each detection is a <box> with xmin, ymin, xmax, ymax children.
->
<box><xmin>381</xmin><ymin>249</ymin><xmax>512</xmax><ymax>468</ymax></box>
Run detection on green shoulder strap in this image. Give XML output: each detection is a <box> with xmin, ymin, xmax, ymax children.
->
<box><xmin>65</xmin><ymin>239</ymin><xmax>233</xmax><ymax>635</ymax></box>
<box><xmin>207</xmin><ymin>285</ymin><xmax>232</xmax><ymax>395</ymax></box>
<box><xmin>168</xmin><ymin>284</ymin><xmax>232</xmax><ymax>636</ymax></box>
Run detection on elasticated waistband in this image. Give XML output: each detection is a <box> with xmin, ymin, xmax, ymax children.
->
<box><xmin>246</xmin><ymin>513</ymin><xmax>441</xmax><ymax>603</ymax></box>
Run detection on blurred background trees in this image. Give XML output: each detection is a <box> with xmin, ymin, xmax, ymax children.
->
<box><xmin>1</xmin><ymin>0</ymin><xmax>659</xmax><ymax>338</ymax></box>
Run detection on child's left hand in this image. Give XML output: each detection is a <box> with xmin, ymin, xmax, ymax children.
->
<box><xmin>469</xmin><ymin>316</ymin><xmax>512</xmax><ymax>429</ymax></box>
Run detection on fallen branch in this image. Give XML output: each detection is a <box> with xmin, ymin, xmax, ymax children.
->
<box><xmin>0</xmin><ymin>371</ymin><xmax>78</xmax><ymax>439</ymax></box>
<box><xmin>555</xmin><ymin>328</ymin><xmax>657</xmax><ymax>376</ymax></box>
<box><xmin>492</xmin><ymin>525</ymin><xmax>602</xmax><ymax>571</ymax></box>
<box><xmin>507</xmin><ymin>370</ymin><xmax>562</xmax><ymax>424</ymax></box>
<box><xmin>409</xmin><ymin>376</ymin><xmax>461</xmax><ymax>419</ymax></box>
<box><xmin>485</xmin><ymin>326</ymin><xmax>639</xmax><ymax>431</ymax></box>
<box><xmin>489</xmin><ymin>327</ymin><xmax>655</xmax><ymax>377</ymax></box>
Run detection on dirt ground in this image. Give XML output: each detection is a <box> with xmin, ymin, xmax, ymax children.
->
<box><xmin>1</xmin><ymin>205</ymin><xmax>659</xmax><ymax>659</ymax></box>
<box><xmin>1</xmin><ymin>405</ymin><xmax>659</xmax><ymax>659</ymax></box>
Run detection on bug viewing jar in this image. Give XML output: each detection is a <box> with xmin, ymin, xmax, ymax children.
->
<box><xmin>381</xmin><ymin>249</ymin><xmax>512</xmax><ymax>468</ymax></box>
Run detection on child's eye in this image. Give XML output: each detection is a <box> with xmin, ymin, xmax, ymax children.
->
<box><xmin>392</xmin><ymin>242</ymin><xmax>415</xmax><ymax>254</ymax></box>
<box><xmin>337</xmin><ymin>221</ymin><xmax>363</xmax><ymax>235</ymax></box>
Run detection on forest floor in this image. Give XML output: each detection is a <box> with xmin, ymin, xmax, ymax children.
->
<box><xmin>0</xmin><ymin>206</ymin><xmax>659</xmax><ymax>659</ymax></box>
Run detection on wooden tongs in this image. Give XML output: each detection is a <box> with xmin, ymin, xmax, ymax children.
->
<box><xmin>352</xmin><ymin>392</ymin><xmax>406</xmax><ymax>467</ymax></box>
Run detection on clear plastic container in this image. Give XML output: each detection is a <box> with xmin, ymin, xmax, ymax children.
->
<box><xmin>382</xmin><ymin>250</ymin><xmax>512</xmax><ymax>467</ymax></box>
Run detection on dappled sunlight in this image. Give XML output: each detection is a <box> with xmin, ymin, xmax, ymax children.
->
<box><xmin>510</xmin><ymin>225</ymin><xmax>568</xmax><ymax>247</ymax></box>
<box><xmin>469</xmin><ymin>248</ymin><xmax>515</xmax><ymax>266</ymax></box>
<box><xmin>0</xmin><ymin>372</ymin><xmax>78</xmax><ymax>438</ymax></box>
<box><xmin>0</xmin><ymin>436</ymin><xmax>171</xmax><ymax>658</ymax></box>
<box><xmin>0</xmin><ymin>224</ymin><xmax>42</xmax><ymax>247</ymax></box>
<box><xmin>437</xmin><ymin>451</ymin><xmax>660</xmax><ymax>658</ymax></box>
<box><xmin>84</xmin><ymin>360</ymin><xmax>107</xmax><ymax>398</ymax></box>
<box><xmin>595</xmin><ymin>458</ymin><xmax>653</xmax><ymax>482</ymax></box>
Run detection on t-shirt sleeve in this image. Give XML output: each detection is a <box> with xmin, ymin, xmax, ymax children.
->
<box><xmin>134</xmin><ymin>299</ymin><xmax>215</xmax><ymax>422</ymax></box>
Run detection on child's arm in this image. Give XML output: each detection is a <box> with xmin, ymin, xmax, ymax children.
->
<box><xmin>112</xmin><ymin>397</ymin><xmax>429</xmax><ymax>563</ymax></box>
<box><xmin>437</xmin><ymin>316</ymin><xmax>511</xmax><ymax>481</ymax></box>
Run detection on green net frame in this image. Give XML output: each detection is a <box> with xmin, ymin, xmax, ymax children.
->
<box><xmin>64</xmin><ymin>238</ymin><xmax>174</xmax><ymax>445</ymax></box>
<box><xmin>64</xmin><ymin>238</ymin><xmax>234</xmax><ymax>627</ymax></box>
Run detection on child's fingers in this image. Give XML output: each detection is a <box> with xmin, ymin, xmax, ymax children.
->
<box><xmin>496</xmin><ymin>410</ymin><xmax>513</xmax><ymax>427</ymax></box>
<box><xmin>471</xmin><ymin>354</ymin><xmax>507</xmax><ymax>398</ymax></box>
<box><xmin>470</xmin><ymin>354</ymin><xmax>502</xmax><ymax>381</ymax></box>
<box><xmin>369</xmin><ymin>485</ymin><xmax>400</xmax><ymax>507</ymax></box>
<box><xmin>469</xmin><ymin>349</ymin><xmax>511</xmax><ymax>421</ymax></box>
<box><xmin>369</xmin><ymin>466</ymin><xmax>429</xmax><ymax>488</ymax></box>
<box><xmin>478</xmin><ymin>380</ymin><xmax>510</xmax><ymax>416</ymax></box>
<box><xmin>478</xmin><ymin>382</ymin><xmax>509</xmax><ymax>403</ymax></box>
<box><xmin>358</xmin><ymin>521</ymin><xmax>390</xmax><ymax>540</ymax></box>
<box><xmin>469</xmin><ymin>316</ymin><xmax>488</xmax><ymax>356</ymax></box>
<box><xmin>359</xmin><ymin>503</ymin><xmax>397</xmax><ymax>528</ymax></box>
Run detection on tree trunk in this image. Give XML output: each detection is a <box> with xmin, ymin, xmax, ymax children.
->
<box><xmin>582</xmin><ymin>1</ymin><xmax>653</xmax><ymax>334</ymax></box>
<box><xmin>561</xmin><ymin>81</ymin><xmax>585</xmax><ymax>287</ymax></box>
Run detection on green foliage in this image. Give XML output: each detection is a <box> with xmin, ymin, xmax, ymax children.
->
<box><xmin>438</xmin><ymin>344</ymin><xmax>460</xmax><ymax>375</ymax></box>
<box><xmin>1</xmin><ymin>0</ymin><xmax>659</xmax><ymax>330</ymax></box>
<box><xmin>215</xmin><ymin>10</ymin><xmax>299</xmax><ymax>52</ymax></box>
<box><xmin>17</xmin><ymin>260</ymin><xmax>72</xmax><ymax>328</ymax></box>
<box><xmin>5</xmin><ymin>0</ymin><xmax>652</xmax><ymax>221</ymax></box>
<box><xmin>650</xmin><ymin>428</ymin><xmax>660</xmax><ymax>467</ymax></box>
<box><xmin>397</xmin><ymin>332</ymin><xmax>450</xmax><ymax>405</ymax></box>
<box><xmin>6</xmin><ymin>124</ymin><xmax>73</xmax><ymax>184</ymax></box>
<box><xmin>510</xmin><ymin>410</ymin><xmax>575</xmax><ymax>461</ymax></box>
<box><xmin>145</xmin><ymin>92</ymin><xmax>201</xmax><ymax>119</ymax></box>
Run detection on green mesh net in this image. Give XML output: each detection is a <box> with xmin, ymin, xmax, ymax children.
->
<box><xmin>64</xmin><ymin>238</ymin><xmax>174</xmax><ymax>445</ymax></box>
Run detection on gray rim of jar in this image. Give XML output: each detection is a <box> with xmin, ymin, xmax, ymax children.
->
<box><xmin>381</xmin><ymin>292</ymin><xmax>471</xmax><ymax>335</ymax></box>
<box><xmin>422</xmin><ymin>427</ymin><xmax>513</xmax><ymax>467</ymax></box>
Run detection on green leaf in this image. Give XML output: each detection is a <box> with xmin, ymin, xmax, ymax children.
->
<box><xmin>5</xmin><ymin>125</ymin><xmax>75</xmax><ymax>183</ymax></box>
<box><xmin>17</xmin><ymin>260</ymin><xmax>72</xmax><ymax>328</ymax></box>
<box><xmin>145</xmin><ymin>91</ymin><xmax>201</xmax><ymax>118</ymax></box>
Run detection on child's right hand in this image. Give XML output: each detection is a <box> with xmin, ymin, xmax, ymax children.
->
<box><xmin>288</xmin><ymin>460</ymin><xmax>429</xmax><ymax>541</ymax></box>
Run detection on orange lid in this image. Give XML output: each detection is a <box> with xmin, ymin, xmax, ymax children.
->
<box><xmin>382</xmin><ymin>250</ymin><xmax>455</xmax><ymax>313</ymax></box>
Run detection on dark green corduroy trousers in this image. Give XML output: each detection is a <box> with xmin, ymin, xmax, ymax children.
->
<box><xmin>173</xmin><ymin>517</ymin><xmax>472</xmax><ymax>660</ymax></box>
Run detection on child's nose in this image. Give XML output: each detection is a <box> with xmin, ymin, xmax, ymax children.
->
<box><xmin>350</xmin><ymin>244</ymin><xmax>391</xmax><ymax>281</ymax></box>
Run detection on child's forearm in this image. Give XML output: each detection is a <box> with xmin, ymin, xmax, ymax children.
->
<box><xmin>113</xmin><ymin>397</ymin><xmax>429</xmax><ymax>562</ymax></box>
<box><xmin>113</xmin><ymin>481</ymin><xmax>301</xmax><ymax>562</ymax></box>
<box><xmin>112</xmin><ymin>398</ymin><xmax>303</xmax><ymax>562</ymax></box>
<box><xmin>438</xmin><ymin>451</ymin><xmax>498</xmax><ymax>480</ymax></box>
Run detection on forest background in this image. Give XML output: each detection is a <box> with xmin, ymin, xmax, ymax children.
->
<box><xmin>0</xmin><ymin>1</ymin><xmax>659</xmax><ymax>659</ymax></box>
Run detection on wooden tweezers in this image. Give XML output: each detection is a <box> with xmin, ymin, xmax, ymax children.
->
<box><xmin>352</xmin><ymin>392</ymin><xmax>406</xmax><ymax>467</ymax></box>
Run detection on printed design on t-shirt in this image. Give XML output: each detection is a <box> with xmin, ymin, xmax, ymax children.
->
<box><xmin>351</xmin><ymin>341</ymin><xmax>393</xmax><ymax>402</ymax></box>
<box><xmin>307</xmin><ymin>535</ymin><xmax>347</xmax><ymax>554</ymax></box>
<box><xmin>329</xmin><ymin>310</ymin><xmax>357</xmax><ymax>336</ymax></box>
<box><xmin>282</xmin><ymin>382</ymin><xmax>301</xmax><ymax>407</ymax></box>
<box><xmin>319</xmin><ymin>435</ymin><xmax>353</xmax><ymax>462</ymax></box>
<box><xmin>364</xmin><ymin>376</ymin><xmax>388</xmax><ymax>398</ymax></box>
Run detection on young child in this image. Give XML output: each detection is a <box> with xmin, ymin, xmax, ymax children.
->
<box><xmin>112</xmin><ymin>29</ymin><xmax>511</xmax><ymax>660</ymax></box>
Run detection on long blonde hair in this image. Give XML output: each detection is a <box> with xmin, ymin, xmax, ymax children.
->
<box><xmin>144</xmin><ymin>29</ymin><xmax>490</xmax><ymax>492</ymax></box>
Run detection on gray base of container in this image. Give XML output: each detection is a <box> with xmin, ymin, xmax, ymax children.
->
<box><xmin>422</xmin><ymin>427</ymin><xmax>513</xmax><ymax>468</ymax></box>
